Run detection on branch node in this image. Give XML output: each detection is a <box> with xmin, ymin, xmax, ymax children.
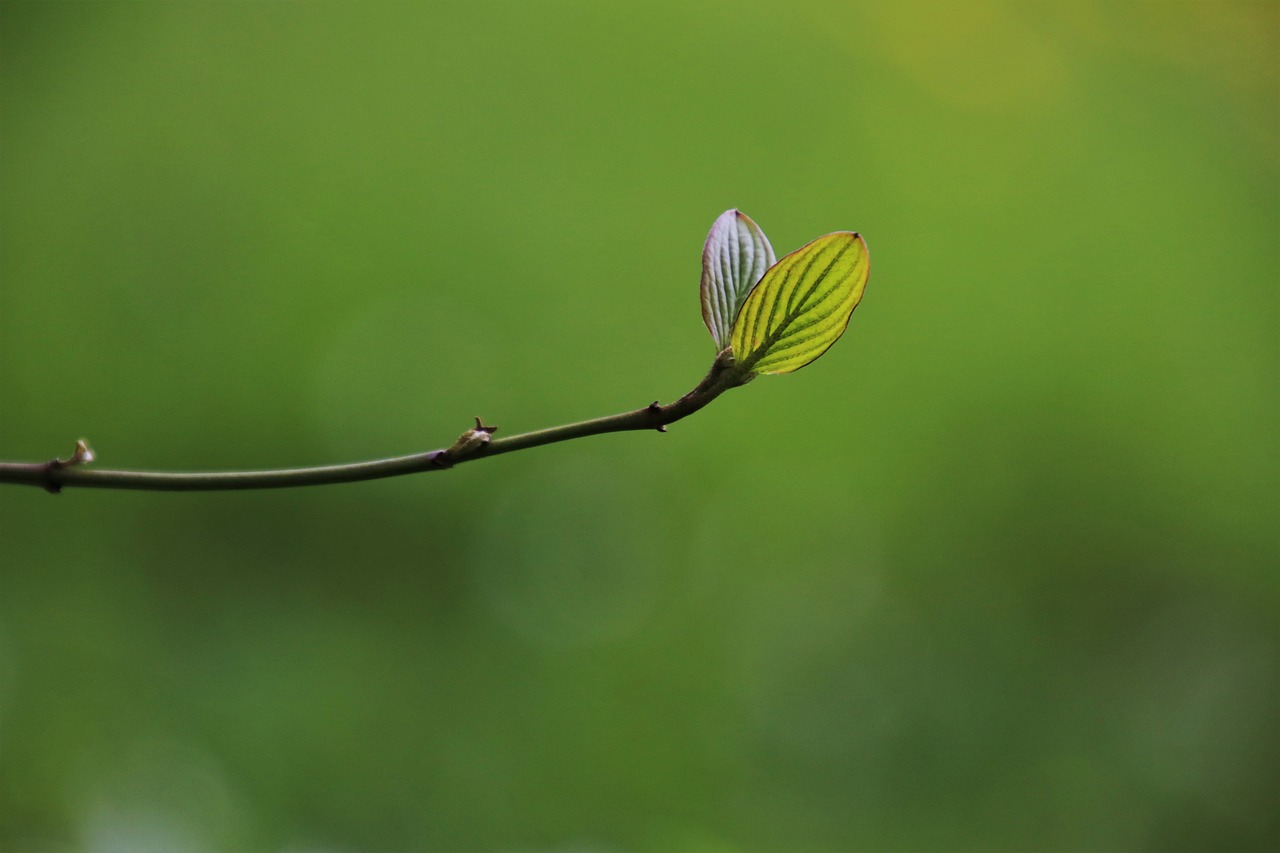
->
<box><xmin>646</xmin><ymin>401</ymin><xmax>668</xmax><ymax>432</ymax></box>
<box><xmin>39</xmin><ymin>462</ymin><xmax>63</xmax><ymax>494</ymax></box>
<box><xmin>40</xmin><ymin>439</ymin><xmax>97</xmax><ymax>494</ymax></box>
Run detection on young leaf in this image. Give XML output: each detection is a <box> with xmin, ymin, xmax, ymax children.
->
<box><xmin>700</xmin><ymin>209</ymin><xmax>776</xmax><ymax>350</ymax></box>
<box><xmin>730</xmin><ymin>232</ymin><xmax>869</xmax><ymax>375</ymax></box>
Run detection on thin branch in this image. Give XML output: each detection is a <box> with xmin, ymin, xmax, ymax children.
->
<box><xmin>0</xmin><ymin>354</ymin><xmax>751</xmax><ymax>494</ymax></box>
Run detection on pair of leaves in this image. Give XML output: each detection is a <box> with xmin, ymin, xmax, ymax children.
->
<box><xmin>699</xmin><ymin>209</ymin><xmax>869</xmax><ymax>375</ymax></box>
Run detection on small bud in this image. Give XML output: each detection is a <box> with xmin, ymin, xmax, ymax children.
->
<box><xmin>71</xmin><ymin>439</ymin><xmax>95</xmax><ymax>465</ymax></box>
<box><xmin>444</xmin><ymin>417</ymin><xmax>498</xmax><ymax>460</ymax></box>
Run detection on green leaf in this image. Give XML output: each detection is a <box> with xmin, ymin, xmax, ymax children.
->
<box><xmin>700</xmin><ymin>209</ymin><xmax>776</xmax><ymax>350</ymax></box>
<box><xmin>730</xmin><ymin>232</ymin><xmax>869</xmax><ymax>375</ymax></box>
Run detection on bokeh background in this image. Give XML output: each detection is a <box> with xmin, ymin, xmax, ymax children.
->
<box><xmin>1</xmin><ymin>2</ymin><xmax>1276</xmax><ymax>851</ymax></box>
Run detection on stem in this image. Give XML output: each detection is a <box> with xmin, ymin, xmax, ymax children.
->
<box><xmin>0</xmin><ymin>355</ymin><xmax>751</xmax><ymax>493</ymax></box>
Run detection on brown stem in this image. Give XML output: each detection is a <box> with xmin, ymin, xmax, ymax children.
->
<box><xmin>0</xmin><ymin>354</ymin><xmax>752</xmax><ymax>493</ymax></box>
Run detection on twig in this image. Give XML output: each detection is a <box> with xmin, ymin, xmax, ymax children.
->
<box><xmin>0</xmin><ymin>352</ymin><xmax>750</xmax><ymax>493</ymax></box>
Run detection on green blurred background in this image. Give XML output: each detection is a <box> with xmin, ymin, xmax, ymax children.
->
<box><xmin>1</xmin><ymin>2</ymin><xmax>1276</xmax><ymax>850</ymax></box>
